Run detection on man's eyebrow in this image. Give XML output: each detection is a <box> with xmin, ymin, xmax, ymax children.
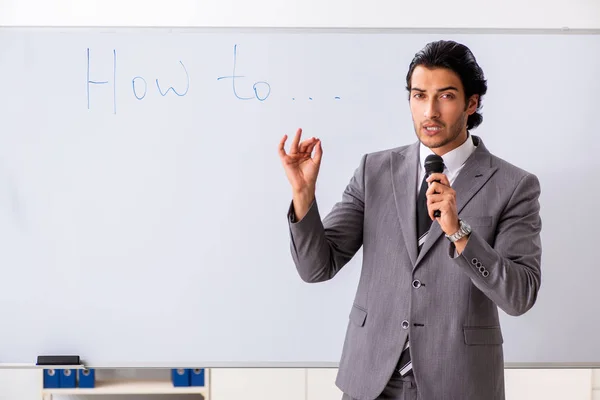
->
<box><xmin>436</xmin><ymin>86</ymin><xmax>459</xmax><ymax>92</ymax></box>
<box><xmin>410</xmin><ymin>86</ymin><xmax>459</xmax><ymax>92</ymax></box>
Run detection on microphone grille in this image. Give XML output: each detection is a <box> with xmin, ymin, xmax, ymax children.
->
<box><xmin>424</xmin><ymin>154</ymin><xmax>444</xmax><ymax>174</ymax></box>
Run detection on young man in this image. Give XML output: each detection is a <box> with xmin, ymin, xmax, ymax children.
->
<box><xmin>278</xmin><ymin>40</ymin><xmax>542</xmax><ymax>400</ymax></box>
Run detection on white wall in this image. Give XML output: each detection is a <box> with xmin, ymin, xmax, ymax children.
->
<box><xmin>1</xmin><ymin>0</ymin><xmax>599</xmax><ymax>399</ymax></box>
<box><xmin>0</xmin><ymin>0</ymin><xmax>599</xmax><ymax>29</ymax></box>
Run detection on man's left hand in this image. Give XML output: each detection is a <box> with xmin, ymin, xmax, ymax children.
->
<box><xmin>426</xmin><ymin>173</ymin><xmax>460</xmax><ymax>236</ymax></box>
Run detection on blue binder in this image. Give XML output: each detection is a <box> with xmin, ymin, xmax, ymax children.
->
<box><xmin>59</xmin><ymin>369</ymin><xmax>76</xmax><ymax>388</ymax></box>
<box><xmin>171</xmin><ymin>368</ymin><xmax>190</xmax><ymax>386</ymax></box>
<box><xmin>43</xmin><ymin>369</ymin><xmax>59</xmax><ymax>388</ymax></box>
<box><xmin>191</xmin><ymin>368</ymin><xmax>205</xmax><ymax>386</ymax></box>
<box><xmin>78</xmin><ymin>368</ymin><xmax>95</xmax><ymax>388</ymax></box>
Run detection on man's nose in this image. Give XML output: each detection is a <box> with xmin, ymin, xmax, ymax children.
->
<box><xmin>424</xmin><ymin>100</ymin><xmax>440</xmax><ymax>119</ymax></box>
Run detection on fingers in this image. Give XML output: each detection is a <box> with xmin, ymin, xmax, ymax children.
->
<box><xmin>313</xmin><ymin>139</ymin><xmax>323</xmax><ymax>164</ymax></box>
<box><xmin>289</xmin><ymin>128</ymin><xmax>302</xmax><ymax>154</ymax></box>
<box><xmin>278</xmin><ymin>129</ymin><xmax>322</xmax><ymax>165</ymax></box>
<box><xmin>424</xmin><ymin>172</ymin><xmax>460</xmax><ymax>232</ymax></box>
<box><xmin>299</xmin><ymin>137</ymin><xmax>318</xmax><ymax>154</ymax></box>
<box><xmin>427</xmin><ymin>195</ymin><xmax>451</xmax><ymax>220</ymax></box>
<box><xmin>303</xmin><ymin>138</ymin><xmax>322</xmax><ymax>164</ymax></box>
<box><xmin>278</xmin><ymin>134</ymin><xmax>288</xmax><ymax>158</ymax></box>
<box><xmin>426</xmin><ymin>177</ymin><xmax>453</xmax><ymax>197</ymax></box>
<box><xmin>426</xmin><ymin>173</ymin><xmax>450</xmax><ymax>186</ymax></box>
<box><xmin>427</xmin><ymin>193</ymin><xmax>444</xmax><ymax>219</ymax></box>
<box><xmin>426</xmin><ymin>193</ymin><xmax>445</xmax><ymax>205</ymax></box>
<box><xmin>428</xmin><ymin>204</ymin><xmax>437</xmax><ymax>221</ymax></box>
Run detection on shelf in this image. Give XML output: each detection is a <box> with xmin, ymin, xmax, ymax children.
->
<box><xmin>0</xmin><ymin>363</ymin><xmax>84</xmax><ymax>369</ymax></box>
<box><xmin>42</xmin><ymin>379</ymin><xmax>208</xmax><ymax>395</ymax></box>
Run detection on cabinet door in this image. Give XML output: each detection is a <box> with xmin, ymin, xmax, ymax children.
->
<box><xmin>307</xmin><ymin>368</ymin><xmax>342</xmax><ymax>400</ymax></box>
<box><xmin>506</xmin><ymin>369</ymin><xmax>591</xmax><ymax>400</ymax></box>
<box><xmin>211</xmin><ymin>368</ymin><xmax>305</xmax><ymax>400</ymax></box>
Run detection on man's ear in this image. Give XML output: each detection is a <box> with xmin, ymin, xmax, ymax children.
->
<box><xmin>466</xmin><ymin>94</ymin><xmax>479</xmax><ymax>115</ymax></box>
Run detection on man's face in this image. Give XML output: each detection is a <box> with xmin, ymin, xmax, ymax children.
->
<box><xmin>409</xmin><ymin>66</ymin><xmax>478</xmax><ymax>155</ymax></box>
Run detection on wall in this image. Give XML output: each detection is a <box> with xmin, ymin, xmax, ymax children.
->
<box><xmin>0</xmin><ymin>0</ymin><xmax>599</xmax><ymax>28</ymax></box>
<box><xmin>0</xmin><ymin>0</ymin><xmax>599</xmax><ymax>399</ymax></box>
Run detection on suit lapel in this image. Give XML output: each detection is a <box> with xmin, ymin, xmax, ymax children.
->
<box><xmin>390</xmin><ymin>143</ymin><xmax>419</xmax><ymax>267</ymax></box>
<box><xmin>414</xmin><ymin>139</ymin><xmax>498</xmax><ymax>268</ymax></box>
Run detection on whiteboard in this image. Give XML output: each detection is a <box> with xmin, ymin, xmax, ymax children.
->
<box><xmin>0</xmin><ymin>27</ymin><xmax>599</xmax><ymax>368</ymax></box>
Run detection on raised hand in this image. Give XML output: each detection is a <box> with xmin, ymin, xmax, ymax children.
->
<box><xmin>278</xmin><ymin>128</ymin><xmax>322</xmax><ymax>220</ymax></box>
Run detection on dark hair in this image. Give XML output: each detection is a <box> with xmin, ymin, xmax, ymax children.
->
<box><xmin>405</xmin><ymin>40</ymin><xmax>488</xmax><ymax>130</ymax></box>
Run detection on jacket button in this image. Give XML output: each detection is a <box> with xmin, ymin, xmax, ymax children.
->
<box><xmin>401</xmin><ymin>320</ymin><xmax>409</xmax><ymax>329</ymax></box>
<box><xmin>412</xmin><ymin>280</ymin><xmax>422</xmax><ymax>288</ymax></box>
<box><xmin>471</xmin><ymin>258</ymin><xmax>478</xmax><ymax>265</ymax></box>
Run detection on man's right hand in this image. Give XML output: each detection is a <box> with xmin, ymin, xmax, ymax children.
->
<box><xmin>278</xmin><ymin>128</ymin><xmax>322</xmax><ymax>221</ymax></box>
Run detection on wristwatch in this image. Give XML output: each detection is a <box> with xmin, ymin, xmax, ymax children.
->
<box><xmin>445</xmin><ymin>219</ymin><xmax>472</xmax><ymax>242</ymax></box>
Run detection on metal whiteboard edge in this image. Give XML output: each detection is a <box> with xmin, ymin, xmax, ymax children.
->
<box><xmin>0</xmin><ymin>26</ymin><xmax>599</xmax><ymax>34</ymax></box>
<box><xmin>2</xmin><ymin>362</ymin><xmax>600</xmax><ymax>369</ymax></box>
<box><xmin>0</xmin><ymin>362</ymin><xmax>338</xmax><ymax>369</ymax></box>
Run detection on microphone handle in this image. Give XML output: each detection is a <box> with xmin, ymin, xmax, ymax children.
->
<box><xmin>431</xmin><ymin>178</ymin><xmax>441</xmax><ymax>218</ymax></box>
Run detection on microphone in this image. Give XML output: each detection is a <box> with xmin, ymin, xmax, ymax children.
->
<box><xmin>424</xmin><ymin>154</ymin><xmax>445</xmax><ymax>218</ymax></box>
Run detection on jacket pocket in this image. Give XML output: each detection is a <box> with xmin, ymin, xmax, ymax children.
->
<box><xmin>463</xmin><ymin>326</ymin><xmax>503</xmax><ymax>345</ymax></box>
<box><xmin>349</xmin><ymin>304</ymin><xmax>367</xmax><ymax>327</ymax></box>
<box><xmin>461</xmin><ymin>216</ymin><xmax>492</xmax><ymax>227</ymax></box>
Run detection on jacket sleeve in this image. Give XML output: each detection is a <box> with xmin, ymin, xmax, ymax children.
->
<box><xmin>287</xmin><ymin>154</ymin><xmax>366</xmax><ymax>283</ymax></box>
<box><xmin>451</xmin><ymin>173</ymin><xmax>542</xmax><ymax>316</ymax></box>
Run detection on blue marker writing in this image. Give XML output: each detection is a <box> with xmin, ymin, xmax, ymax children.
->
<box><xmin>87</xmin><ymin>48</ymin><xmax>117</xmax><ymax>114</ymax></box>
<box><xmin>253</xmin><ymin>81</ymin><xmax>271</xmax><ymax>102</ymax></box>
<box><xmin>132</xmin><ymin>76</ymin><xmax>147</xmax><ymax>100</ymax></box>
<box><xmin>218</xmin><ymin>44</ymin><xmax>271</xmax><ymax>101</ymax></box>
<box><xmin>156</xmin><ymin>61</ymin><xmax>190</xmax><ymax>97</ymax></box>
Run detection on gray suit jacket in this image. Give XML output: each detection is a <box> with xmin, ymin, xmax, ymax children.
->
<box><xmin>287</xmin><ymin>135</ymin><xmax>542</xmax><ymax>400</ymax></box>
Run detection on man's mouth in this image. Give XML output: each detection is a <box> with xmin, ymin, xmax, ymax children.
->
<box><xmin>422</xmin><ymin>124</ymin><xmax>443</xmax><ymax>134</ymax></box>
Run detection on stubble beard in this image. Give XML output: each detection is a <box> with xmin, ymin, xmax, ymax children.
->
<box><xmin>415</xmin><ymin>112</ymin><xmax>468</xmax><ymax>149</ymax></box>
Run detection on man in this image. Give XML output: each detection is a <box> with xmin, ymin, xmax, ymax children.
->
<box><xmin>278</xmin><ymin>40</ymin><xmax>542</xmax><ymax>400</ymax></box>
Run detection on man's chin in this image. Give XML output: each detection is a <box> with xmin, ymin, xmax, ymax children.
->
<box><xmin>418</xmin><ymin>136</ymin><xmax>447</xmax><ymax>149</ymax></box>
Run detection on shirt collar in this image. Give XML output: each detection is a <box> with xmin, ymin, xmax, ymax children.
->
<box><xmin>419</xmin><ymin>133</ymin><xmax>476</xmax><ymax>175</ymax></box>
